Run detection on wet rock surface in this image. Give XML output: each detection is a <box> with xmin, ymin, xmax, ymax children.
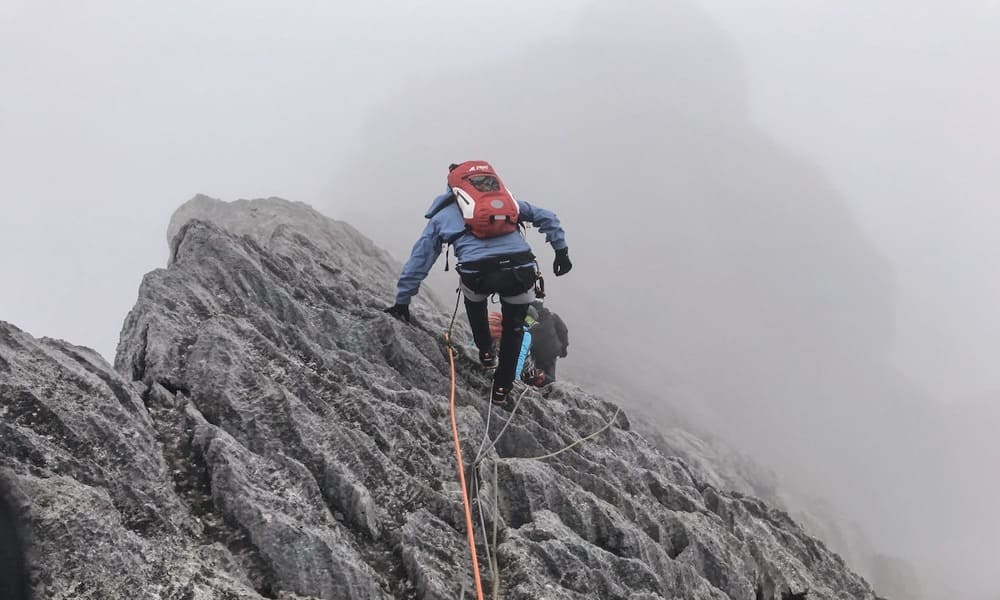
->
<box><xmin>1</xmin><ymin>197</ymin><xmax>883</xmax><ymax>599</ymax></box>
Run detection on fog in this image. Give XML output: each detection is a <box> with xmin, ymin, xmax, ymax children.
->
<box><xmin>0</xmin><ymin>0</ymin><xmax>579</xmax><ymax>360</ymax></box>
<box><xmin>2</xmin><ymin>2</ymin><xmax>998</xmax><ymax>598</ymax></box>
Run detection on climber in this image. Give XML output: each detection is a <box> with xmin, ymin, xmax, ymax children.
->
<box><xmin>385</xmin><ymin>160</ymin><xmax>572</xmax><ymax>406</ymax></box>
<box><xmin>525</xmin><ymin>300</ymin><xmax>568</xmax><ymax>384</ymax></box>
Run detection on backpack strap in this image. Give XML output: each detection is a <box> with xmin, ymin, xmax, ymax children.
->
<box><xmin>442</xmin><ymin>228</ymin><xmax>467</xmax><ymax>272</ymax></box>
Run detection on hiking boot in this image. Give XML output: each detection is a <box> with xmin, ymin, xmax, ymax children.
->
<box><xmin>491</xmin><ymin>386</ymin><xmax>510</xmax><ymax>407</ymax></box>
<box><xmin>479</xmin><ymin>348</ymin><xmax>498</xmax><ymax>369</ymax></box>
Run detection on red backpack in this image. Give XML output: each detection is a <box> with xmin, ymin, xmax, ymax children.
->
<box><xmin>447</xmin><ymin>160</ymin><xmax>520</xmax><ymax>238</ymax></box>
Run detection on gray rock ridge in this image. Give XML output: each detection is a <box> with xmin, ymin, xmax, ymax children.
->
<box><xmin>164</xmin><ymin>194</ymin><xmax>445</xmax><ymax>312</ymax></box>
<box><xmin>1</xmin><ymin>197</ymin><xmax>884</xmax><ymax>599</ymax></box>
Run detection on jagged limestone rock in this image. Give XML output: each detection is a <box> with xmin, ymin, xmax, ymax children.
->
<box><xmin>0</xmin><ymin>324</ymin><xmax>275</xmax><ymax>599</ymax></box>
<box><xmin>0</xmin><ymin>196</ymin><xmax>884</xmax><ymax>599</ymax></box>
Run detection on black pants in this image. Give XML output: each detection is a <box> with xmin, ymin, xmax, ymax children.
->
<box><xmin>459</xmin><ymin>262</ymin><xmax>536</xmax><ymax>393</ymax></box>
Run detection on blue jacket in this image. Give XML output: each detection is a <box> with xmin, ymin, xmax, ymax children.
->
<box><xmin>395</xmin><ymin>190</ymin><xmax>568</xmax><ymax>305</ymax></box>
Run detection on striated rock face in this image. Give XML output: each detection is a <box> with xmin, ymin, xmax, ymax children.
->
<box><xmin>1</xmin><ymin>196</ymin><xmax>884</xmax><ymax>599</ymax></box>
<box><xmin>0</xmin><ymin>323</ymin><xmax>268</xmax><ymax>599</ymax></box>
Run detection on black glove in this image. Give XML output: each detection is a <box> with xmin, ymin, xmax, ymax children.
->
<box><xmin>553</xmin><ymin>247</ymin><xmax>572</xmax><ymax>276</ymax></box>
<box><xmin>384</xmin><ymin>303</ymin><xmax>411</xmax><ymax>323</ymax></box>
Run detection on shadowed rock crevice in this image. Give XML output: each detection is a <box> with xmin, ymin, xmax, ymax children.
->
<box><xmin>146</xmin><ymin>383</ymin><xmax>279</xmax><ymax>596</ymax></box>
<box><xmin>61</xmin><ymin>346</ymin><xmax>142</xmax><ymax>414</ymax></box>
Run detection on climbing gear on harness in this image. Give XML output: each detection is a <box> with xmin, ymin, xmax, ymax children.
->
<box><xmin>534</xmin><ymin>269</ymin><xmax>546</xmax><ymax>299</ymax></box>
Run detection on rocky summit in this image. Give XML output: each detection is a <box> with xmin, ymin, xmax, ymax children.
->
<box><xmin>0</xmin><ymin>196</ymin><xmax>883</xmax><ymax>599</ymax></box>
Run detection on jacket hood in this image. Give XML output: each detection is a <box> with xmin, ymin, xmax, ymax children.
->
<box><xmin>424</xmin><ymin>188</ymin><xmax>454</xmax><ymax>219</ymax></box>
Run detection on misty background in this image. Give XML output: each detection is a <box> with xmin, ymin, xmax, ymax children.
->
<box><xmin>2</xmin><ymin>2</ymin><xmax>998</xmax><ymax>599</ymax></box>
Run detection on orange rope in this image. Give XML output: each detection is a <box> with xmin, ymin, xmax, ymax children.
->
<box><xmin>445</xmin><ymin>333</ymin><xmax>485</xmax><ymax>600</ymax></box>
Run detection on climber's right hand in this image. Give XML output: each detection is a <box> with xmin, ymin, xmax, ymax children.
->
<box><xmin>553</xmin><ymin>247</ymin><xmax>573</xmax><ymax>277</ymax></box>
